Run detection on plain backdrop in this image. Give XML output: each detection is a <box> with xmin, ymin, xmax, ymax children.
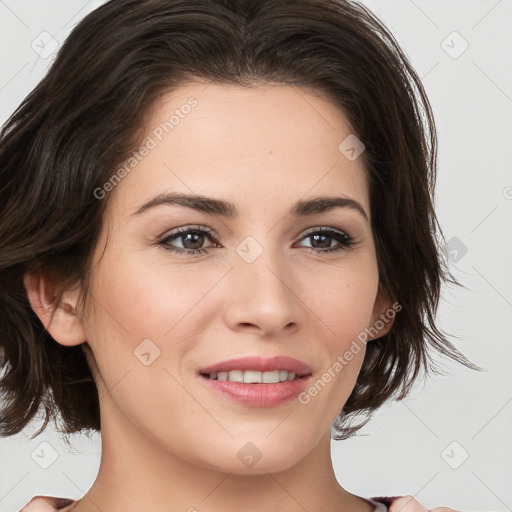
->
<box><xmin>0</xmin><ymin>1</ymin><xmax>511</xmax><ymax>511</ymax></box>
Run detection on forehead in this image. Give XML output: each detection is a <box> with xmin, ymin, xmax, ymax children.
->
<box><xmin>108</xmin><ymin>82</ymin><xmax>369</xmax><ymax>216</ymax></box>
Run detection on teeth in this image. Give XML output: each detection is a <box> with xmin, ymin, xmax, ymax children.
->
<box><xmin>262</xmin><ymin>370</ymin><xmax>279</xmax><ymax>383</ymax></box>
<box><xmin>244</xmin><ymin>370</ymin><xmax>262</xmax><ymax>383</ymax></box>
<box><xmin>210</xmin><ymin>370</ymin><xmax>298</xmax><ymax>383</ymax></box>
<box><xmin>228</xmin><ymin>370</ymin><xmax>244</xmax><ymax>382</ymax></box>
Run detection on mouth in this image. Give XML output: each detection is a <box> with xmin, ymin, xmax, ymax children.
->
<box><xmin>200</xmin><ymin>369</ymin><xmax>309</xmax><ymax>383</ymax></box>
<box><xmin>197</xmin><ymin>355</ymin><xmax>313</xmax><ymax>407</ymax></box>
<box><xmin>198</xmin><ymin>355</ymin><xmax>313</xmax><ymax>381</ymax></box>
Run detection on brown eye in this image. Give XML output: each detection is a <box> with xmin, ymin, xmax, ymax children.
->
<box><xmin>297</xmin><ymin>228</ymin><xmax>355</xmax><ymax>253</ymax></box>
<box><xmin>158</xmin><ymin>226</ymin><xmax>220</xmax><ymax>255</ymax></box>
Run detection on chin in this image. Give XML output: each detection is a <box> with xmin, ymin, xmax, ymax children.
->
<box><xmin>214</xmin><ymin>456</ymin><xmax>303</xmax><ymax>476</ymax></box>
<box><xmin>198</xmin><ymin>438</ymin><xmax>311</xmax><ymax>475</ymax></box>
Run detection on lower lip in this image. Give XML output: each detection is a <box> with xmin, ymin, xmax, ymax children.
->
<box><xmin>198</xmin><ymin>374</ymin><xmax>311</xmax><ymax>407</ymax></box>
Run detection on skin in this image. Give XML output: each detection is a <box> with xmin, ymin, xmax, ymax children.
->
<box><xmin>25</xmin><ymin>82</ymin><xmax>451</xmax><ymax>512</ymax></box>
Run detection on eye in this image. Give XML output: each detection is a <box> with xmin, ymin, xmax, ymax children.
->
<box><xmin>296</xmin><ymin>227</ymin><xmax>355</xmax><ymax>253</ymax></box>
<box><xmin>157</xmin><ymin>225</ymin><xmax>220</xmax><ymax>256</ymax></box>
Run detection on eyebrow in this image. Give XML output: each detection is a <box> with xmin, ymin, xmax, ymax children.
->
<box><xmin>131</xmin><ymin>192</ymin><xmax>369</xmax><ymax>222</ymax></box>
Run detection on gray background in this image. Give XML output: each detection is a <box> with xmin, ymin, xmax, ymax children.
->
<box><xmin>0</xmin><ymin>1</ymin><xmax>511</xmax><ymax>511</ymax></box>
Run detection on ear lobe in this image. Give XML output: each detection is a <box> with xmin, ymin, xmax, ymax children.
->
<box><xmin>368</xmin><ymin>288</ymin><xmax>399</xmax><ymax>341</ymax></box>
<box><xmin>23</xmin><ymin>272</ymin><xmax>87</xmax><ymax>347</ymax></box>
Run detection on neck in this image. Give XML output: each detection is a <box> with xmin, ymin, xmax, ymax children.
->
<box><xmin>69</xmin><ymin>409</ymin><xmax>374</xmax><ymax>512</ymax></box>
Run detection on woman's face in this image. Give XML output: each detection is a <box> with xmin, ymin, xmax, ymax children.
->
<box><xmin>78</xmin><ymin>82</ymin><xmax>389</xmax><ymax>473</ymax></box>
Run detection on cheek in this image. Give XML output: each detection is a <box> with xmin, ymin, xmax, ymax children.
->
<box><xmin>80</xmin><ymin>249</ymin><xmax>231</xmax><ymax>399</ymax></box>
<box><xmin>79</xmin><ymin>257</ymin><xmax>215</xmax><ymax>415</ymax></box>
<box><xmin>303</xmin><ymin>258</ymin><xmax>379</xmax><ymax>344</ymax></box>
<box><xmin>87</xmin><ymin>251</ymin><xmax>224</xmax><ymax>341</ymax></box>
<box><xmin>299</xmin><ymin>261</ymin><xmax>378</xmax><ymax>400</ymax></box>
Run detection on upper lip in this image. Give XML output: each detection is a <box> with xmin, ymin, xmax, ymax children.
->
<box><xmin>199</xmin><ymin>356</ymin><xmax>313</xmax><ymax>376</ymax></box>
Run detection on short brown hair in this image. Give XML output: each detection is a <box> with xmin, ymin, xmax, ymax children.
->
<box><xmin>0</xmin><ymin>0</ymin><xmax>478</xmax><ymax>440</ymax></box>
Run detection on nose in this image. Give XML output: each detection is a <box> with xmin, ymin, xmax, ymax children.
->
<box><xmin>221</xmin><ymin>246</ymin><xmax>300</xmax><ymax>337</ymax></box>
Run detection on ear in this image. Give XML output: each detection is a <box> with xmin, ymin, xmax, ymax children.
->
<box><xmin>368</xmin><ymin>286</ymin><xmax>399</xmax><ymax>341</ymax></box>
<box><xmin>23</xmin><ymin>272</ymin><xmax>87</xmax><ymax>347</ymax></box>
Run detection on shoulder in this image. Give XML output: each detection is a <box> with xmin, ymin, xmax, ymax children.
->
<box><xmin>19</xmin><ymin>496</ymin><xmax>75</xmax><ymax>512</ymax></box>
<box><xmin>371</xmin><ymin>495</ymin><xmax>460</xmax><ymax>512</ymax></box>
<box><xmin>370</xmin><ymin>496</ymin><xmax>406</xmax><ymax>511</ymax></box>
<box><xmin>21</xmin><ymin>494</ymin><xmax>460</xmax><ymax>512</ymax></box>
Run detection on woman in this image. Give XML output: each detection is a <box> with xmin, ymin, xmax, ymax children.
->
<box><xmin>0</xmin><ymin>0</ymin><xmax>476</xmax><ymax>510</ymax></box>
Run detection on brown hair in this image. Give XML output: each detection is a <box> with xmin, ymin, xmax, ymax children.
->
<box><xmin>0</xmin><ymin>0</ymin><xmax>478</xmax><ymax>441</ymax></box>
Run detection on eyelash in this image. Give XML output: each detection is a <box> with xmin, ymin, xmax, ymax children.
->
<box><xmin>156</xmin><ymin>225</ymin><xmax>356</xmax><ymax>256</ymax></box>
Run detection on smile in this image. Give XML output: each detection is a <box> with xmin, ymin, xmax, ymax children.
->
<box><xmin>203</xmin><ymin>370</ymin><xmax>301</xmax><ymax>383</ymax></box>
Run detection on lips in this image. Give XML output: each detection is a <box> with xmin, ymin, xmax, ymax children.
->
<box><xmin>198</xmin><ymin>355</ymin><xmax>313</xmax><ymax>377</ymax></box>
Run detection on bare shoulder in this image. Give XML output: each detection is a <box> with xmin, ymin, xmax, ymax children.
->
<box><xmin>389</xmin><ymin>495</ymin><xmax>460</xmax><ymax>512</ymax></box>
<box><xmin>19</xmin><ymin>496</ymin><xmax>75</xmax><ymax>512</ymax></box>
